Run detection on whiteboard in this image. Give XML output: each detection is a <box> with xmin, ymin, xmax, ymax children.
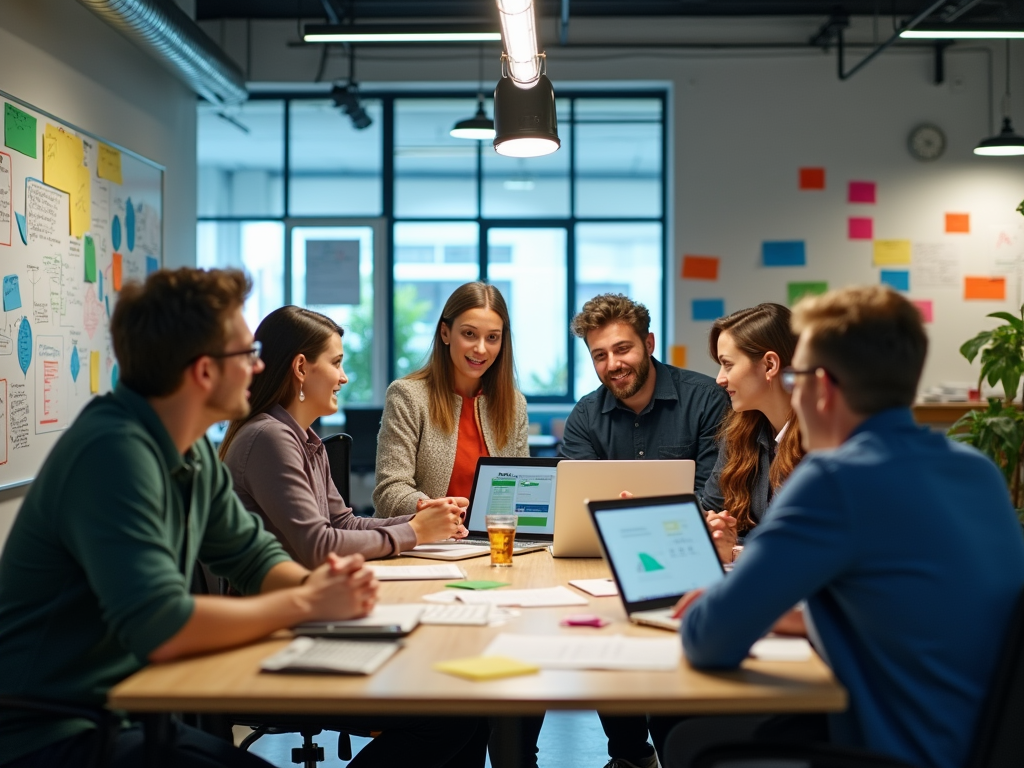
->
<box><xmin>0</xmin><ymin>89</ymin><xmax>162</xmax><ymax>490</ymax></box>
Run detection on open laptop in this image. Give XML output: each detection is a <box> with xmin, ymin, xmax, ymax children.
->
<box><xmin>588</xmin><ymin>494</ymin><xmax>725</xmax><ymax>631</ymax></box>
<box><xmin>551</xmin><ymin>460</ymin><xmax>695</xmax><ymax>558</ymax></box>
<box><xmin>406</xmin><ymin>457</ymin><xmax>561</xmax><ymax>560</ymax></box>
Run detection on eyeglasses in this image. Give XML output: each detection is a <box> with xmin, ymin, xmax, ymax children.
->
<box><xmin>204</xmin><ymin>340</ymin><xmax>262</xmax><ymax>365</ymax></box>
<box><xmin>780</xmin><ymin>365</ymin><xmax>839</xmax><ymax>393</ymax></box>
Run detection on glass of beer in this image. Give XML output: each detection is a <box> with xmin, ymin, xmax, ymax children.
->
<box><xmin>485</xmin><ymin>514</ymin><xmax>517</xmax><ymax>567</ymax></box>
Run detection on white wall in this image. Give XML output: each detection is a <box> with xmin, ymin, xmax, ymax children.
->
<box><xmin>0</xmin><ymin>0</ymin><xmax>199</xmax><ymax>549</ymax></box>
<box><xmin>206</xmin><ymin>15</ymin><xmax>1024</xmax><ymax>395</ymax></box>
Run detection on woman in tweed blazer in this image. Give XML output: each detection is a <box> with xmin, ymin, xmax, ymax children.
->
<box><xmin>374</xmin><ymin>282</ymin><xmax>529</xmax><ymax>519</ymax></box>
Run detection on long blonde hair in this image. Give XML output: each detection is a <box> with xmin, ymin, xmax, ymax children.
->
<box><xmin>407</xmin><ymin>282</ymin><xmax>518</xmax><ymax>449</ymax></box>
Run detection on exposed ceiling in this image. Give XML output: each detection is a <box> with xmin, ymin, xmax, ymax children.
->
<box><xmin>196</xmin><ymin>0</ymin><xmax>1022</xmax><ymax>25</ymax></box>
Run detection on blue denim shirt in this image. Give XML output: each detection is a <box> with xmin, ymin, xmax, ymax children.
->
<box><xmin>560</xmin><ymin>357</ymin><xmax>729</xmax><ymax>496</ymax></box>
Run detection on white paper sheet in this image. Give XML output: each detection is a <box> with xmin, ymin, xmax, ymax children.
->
<box><xmin>569</xmin><ymin>578</ymin><xmax>619</xmax><ymax>597</ymax></box>
<box><xmin>749</xmin><ymin>637</ymin><xmax>812</xmax><ymax>661</ymax></box>
<box><xmin>484</xmin><ymin>633</ymin><xmax>681</xmax><ymax>670</ymax></box>
<box><xmin>367</xmin><ymin>564</ymin><xmax>466</xmax><ymax>581</ymax></box>
<box><xmin>422</xmin><ymin>585</ymin><xmax>588</xmax><ymax>607</ymax></box>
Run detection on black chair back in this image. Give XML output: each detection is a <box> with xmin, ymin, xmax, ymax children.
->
<box><xmin>322</xmin><ymin>433</ymin><xmax>352</xmax><ymax>505</ymax></box>
<box><xmin>968</xmin><ymin>584</ymin><xmax>1024</xmax><ymax>768</ymax></box>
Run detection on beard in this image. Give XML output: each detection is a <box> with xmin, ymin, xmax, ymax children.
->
<box><xmin>601</xmin><ymin>351</ymin><xmax>651</xmax><ymax>401</ymax></box>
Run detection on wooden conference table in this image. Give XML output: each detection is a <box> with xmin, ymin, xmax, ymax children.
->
<box><xmin>109</xmin><ymin>551</ymin><xmax>846</xmax><ymax>766</ymax></box>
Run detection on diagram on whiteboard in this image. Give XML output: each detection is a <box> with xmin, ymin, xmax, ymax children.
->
<box><xmin>0</xmin><ymin>94</ymin><xmax>163</xmax><ymax>488</ymax></box>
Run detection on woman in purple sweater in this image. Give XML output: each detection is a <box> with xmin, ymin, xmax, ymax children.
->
<box><xmin>220</xmin><ymin>306</ymin><xmax>466</xmax><ymax>566</ymax></box>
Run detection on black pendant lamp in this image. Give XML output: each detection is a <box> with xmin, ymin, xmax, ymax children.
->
<box><xmin>493</xmin><ymin>72</ymin><xmax>560</xmax><ymax>158</ymax></box>
<box><xmin>450</xmin><ymin>95</ymin><xmax>496</xmax><ymax>140</ymax></box>
<box><xmin>975</xmin><ymin>40</ymin><xmax>1024</xmax><ymax>157</ymax></box>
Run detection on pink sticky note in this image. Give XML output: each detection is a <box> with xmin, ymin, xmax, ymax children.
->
<box><xmin>848</xmin><ymin>217</ymin><xmax>873</xmax><ymax>240</ymax></box>
<box><xmin>849</xmin><ymin>181</ymin><xmax>876</xmax><ymax>204</ymax></box>
<box><xmin>913</xmin><ymin>300</ymin><xmax>934</xmax><ymax>323</ymax></box>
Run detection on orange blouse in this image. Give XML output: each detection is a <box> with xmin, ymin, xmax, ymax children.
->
<box><xmin>445</xmin><ymin>395</ymin><xmax>490</xmax><ymax>498</ymax></box>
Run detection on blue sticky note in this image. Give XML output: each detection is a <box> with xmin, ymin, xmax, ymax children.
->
<box><xmin>692</xmin><ymin>298</ymin><xmax>726</xmax><ymax>322</ymax></box>
<box><xmin>3</xmin><ymin>275</ymin><xmax>21</xmax><ymax>312</ymax></box>
<box><xmin>880</xmin><ymin>270</ymin><xmax>910</xmax><ymax>292</ymax></box>
<box><xmin>126</xmin><ymin>198</ymin><xmax>135</xmax><ymax>252</ymax></box>
<box><xmin>111</xmin><ymin>362</ymin><xmax>119</xmax><ymax>389</ymax></box>
<box><xmin>15</xmin><ymin>212</ymin><xmax>26</xmax><ymax>245</ymax></box>
<box><xmin>111</xmin><ymin>214</ymin><xmax>122</xmax><ymax>251</ymax></box>
<box><xmin>17</xmin><ymin>318</ymin><xmax>31</xmax><ymax>375</ymax></box>
<box><xmin>762</xmin><ymin>241</ymin><xmax>807</xmax><ymax>267</ymax></box>
<box><xmin>146</xmin><ymin>256</ymin><xmax>159</xmax><ymax>276</ymax></box>
<box><xmin>70</xmin><ymin>346</ymin><xmax>80</xmax><ymax>382</ymax></box>
<box><xmin>98</xmin><ymin>271</ymin><xmax>104</xmax><ymax>303</ymax></box>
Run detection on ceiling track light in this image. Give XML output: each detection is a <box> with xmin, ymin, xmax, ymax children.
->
<box><xmin>330</xmin><ymin>83</ymin><xmax>372</xmax><ymax>130</ymax></box>
<box><xmin>303</xmin><ymin>23</ymin><xmax>501</xmax><ymax>44</ymax></box>
<box><xmin>975</xmin><ymin>40</ymin><xmax>1024</xmax><ymax>156</ymax></box>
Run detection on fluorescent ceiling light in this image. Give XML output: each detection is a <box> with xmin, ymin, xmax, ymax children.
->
<box><xmin>304</xmin><ymin>25</ymin><xmax>501</xmax><ymax>44</ymax></box>
<box><xmin>901</xmin><ymin>28</ymin><xmax>1024</xmax><ymax>39</ymax></box>
<box><xmin>497</xmin><ymin>0</ymin><xmax>541</xmax><ymax>88</ymax></box>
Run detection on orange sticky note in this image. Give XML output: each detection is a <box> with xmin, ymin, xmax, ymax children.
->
<box><xmin>964</xmin><ymin>276</ymin><xmax>1006</xmax><ymax>300</ymax></box>
<box><xmin>799</xmin><ymin>167</ymin><xmax>825</xmax><ymax>190</ymax></box>
<box><xmin>671</xmin><ymin>345</ymin><xmax>687</xmax><ymax>368</ymax></box>
<box><xmin>946</xmin><ymin>213</ymin><xmax>970</xmax><ymax>233</ymax></box>
<box><xmin>681</xmin><ymin>255</ymin><xmax>719</xmax><ymax>281</ymax></box>
<box><xmin>112</xmin><ymin>253</ymin><xmax>123</xmax><ymax>291</ymax></box>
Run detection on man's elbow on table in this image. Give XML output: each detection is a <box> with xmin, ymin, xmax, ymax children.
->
<box><xmin>680</xmin><ymin>611</ymin><xmax>750</xmax><ymax>670</ymax></box>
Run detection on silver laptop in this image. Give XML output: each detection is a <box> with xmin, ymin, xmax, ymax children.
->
<box><xmin>406</xmin><ymin>457</ymin><xmax>561</xmax><ymax>560</ymax></box>
<box><xmin>551</xmin><ymin>460</ymin><xmax>695</xmax><ymax>558</ymax></box>
<box><xmin>588</xmin><ymin>494</ymin><xmax>725</xmax><ymax>631</ymax></box>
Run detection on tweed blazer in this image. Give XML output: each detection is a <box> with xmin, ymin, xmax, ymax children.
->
<box><xmin>373</xmin><ymin>377</ymin><xmax>529</xmax><ymax>518</ymax></box>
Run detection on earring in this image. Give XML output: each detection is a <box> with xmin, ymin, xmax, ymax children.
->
<box><xmin>299</xmin><ymin>385</ymin><xmax>305</xmax><ymax>402</ymax></box>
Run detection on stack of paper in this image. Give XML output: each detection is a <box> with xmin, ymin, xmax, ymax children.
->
<box><xmin>422</xmin><ymin>586</ymin><xmax>588</xmax><ymax>607</ymax></box>
<box><xmin>568</xmin><ymin>578</ymin><xmax>619</xmax><ymax>597</ymax></box>
<box><xmin>483</xmin><ymin>633</ymin><xmax>681</xmax><ymax>670</ymax></box>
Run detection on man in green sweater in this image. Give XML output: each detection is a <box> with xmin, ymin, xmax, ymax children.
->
<box><xmin>0</xmin><ymin>268</ymin><xmax>379</xmax><ymax>767</ymax></box>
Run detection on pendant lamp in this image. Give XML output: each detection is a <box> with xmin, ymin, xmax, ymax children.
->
<box><xmin>975</xmin><ymin>41</ymin><xmax>1024</xmax><ymax>156</ymax></box>
<box><xmin>451</xmin><ymin>47</ymin><xmax>497</xmax><ymax>141</ymax></box>
<box><xmin>493</xmin><ymin>71</ymin><xmax>560</xmax><ymax>158</ymax></box>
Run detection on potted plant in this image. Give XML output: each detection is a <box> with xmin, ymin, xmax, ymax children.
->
<box><xmin>950</xmin><ymin>303</ymin><xmax>1024</xmax><ymax>522</ymax></box>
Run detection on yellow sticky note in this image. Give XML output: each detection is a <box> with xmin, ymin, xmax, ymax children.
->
<box><xmin>43</xmin><ymin>125</ymin><xmax>90</xmax><ymax>237</ymax></box>
<box><xmin>433</xmin><ymin>656</ymin><xmax>540</xmax><ymax>682</ymax></box>
<box><xmin>90</xmin><ymin>350</ymin><xmax>100</xmax><ymax>394</ymax></box>
<box><xmin>670</xmin><ymin>344</ymin><xmax>687</xmax><ymax>368</ymax></box>
<box><xmin>98</xmin><ymin>144</ymin><xmax>123</xmax><ymax>185</ymax></box>
<box><xmin>872</xmin><ymin>239</ymin><xmax>911</xmax><ymax>266</ymax></box>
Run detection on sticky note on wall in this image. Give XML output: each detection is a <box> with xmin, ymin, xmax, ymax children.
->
<box><xmin>4</xmin><ymin>103</ymin><xmax>36</xmax><ymax>159</ymax></box>
<box><xmin>670</xmin><ymin>345</ymin><xmax>687</xmax><ymax>368</ymax></box>
<box><xmin>681</xmin><ymin>255</ymin><xmax>719</xmax><ymax>280</ymax></box>
<box><xmin>848</xmin><ymin>181</ymin><xmax>876</xmax><ymax>203</ymax></box>
<box><xmin>912</xmin><ymin>299</ymin><xmax>934</xmax><ymax>323</ymax></box>
<box><xmin>112</xmin><ymin>253</ymin><xmax>123</xmax><ymax>291</ymax></box>
<box><xmin>787</xmin><ymin>281</ymin><xmax>828</xmax><ymax>306</ymax></box>
<box><xmin>692</xmin><ymin>299</ymin><xmax>725</xmax><ymax>322</ymax></box>
<box><xmin>964</xmin><ymin>276</ymin><xmax>1006</xmax><ymax>301</ymax></box>
<box><xmin>84</xmin><ymin>236</ymin><xmax>97</xmax><ymax>282</ymax></box>
<box><xmin>97</xmin><ymin>144</ymin><xmax>123</xmax><ymax>185</ymax></box>
<box><xmin>90</xmin><ymin>350</ymin><xmax>100</xmax><ymax>394</ymax></box>
<box><xmin>873</xmin><ymin>240</ymin><xmax>911</xmax><ymax>266</ymax></box>
<box><xmin>762</xmin><ymin>241</ymin><xmax>806</xmax><ymax>267</ymax></box>
<box><xmin>945</xmin><ymin>213</ymin><xmax>970</xmax><ymax>233</ymax></box>
<box><xmin>880</xmin><ymin>270</ymin><xmax>910</xmax><ymax>292</ymax></box>
<box><xmin>2</xmin><ymin>275</ymin><xmax>21</xmax><ymax>311</ymax></box>
<box><xmin>799</xmin><ymin>167</ymin><xmax>825</xmax><ymax>190</ymax></box>
<box><xmin>848</xmin><ymin>217</ymin><xmax>873</xmax><ymax>240</ymax></box>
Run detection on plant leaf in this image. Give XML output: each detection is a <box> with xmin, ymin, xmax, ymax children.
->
<box><xmin>988</xmin><ymin>312</ymin><xmax>1024</xmax><ymax>330</ymax></box>
<box><xmin>960</xmin><ymin>332</ymin><xmax>992</xmax><ymax>363</ymax></box>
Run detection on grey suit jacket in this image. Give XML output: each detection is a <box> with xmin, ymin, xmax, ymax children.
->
<box><xmin>373</xmin><ymin>377</ymin><xmax>530</xmax><ymax>518</ymax></box>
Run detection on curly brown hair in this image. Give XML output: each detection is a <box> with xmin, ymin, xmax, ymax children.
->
<box><xmin>571</xmin><ymin>294</ymin><xmax>651</xmax><ymax>345</ymax></box>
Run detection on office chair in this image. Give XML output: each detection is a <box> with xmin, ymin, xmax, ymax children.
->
<box><xmin>0</xmin><ymin>696</ymin><xmax>119</xmax><ymax>768</ymax></box>
<box><xmin>666</xmin><ymin>585</ymin><xmax>1024</xmax><ymax>768</ymax></box>
<box><xmin>322</xmin><ymin>432</ymin><xmax>352</xmax><ymax>506</ymax></box>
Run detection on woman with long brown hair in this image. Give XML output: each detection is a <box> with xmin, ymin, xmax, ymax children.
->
<box><xmin>703</xmin><ymin>303</ymin><xmax>805</xmax><ymax>557</ymax></box>
<box><xmin>374</xmin><ymin>282</ymin><xmax>528</xmax><ymax>519</ymax></box>
<box><xmin>220</xmin><ymin>306</ymin><xmax>464</xmax><ymax>567</ymax></box>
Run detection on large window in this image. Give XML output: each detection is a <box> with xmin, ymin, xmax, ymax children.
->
<box><xmin>198</xmin><ymin>91</ymin><xmax>666</xmax><ymax>404</ymax></box>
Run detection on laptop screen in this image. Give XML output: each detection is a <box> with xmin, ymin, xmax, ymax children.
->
<box><xmin>467</xmin><ymin>458</ymin><xmax>560</xmax><ymax>538</ymax></box>
<box><xmin>592</xmin><ymin>498</ymin><xmax>724</xmax><ymax>605</ymax></box>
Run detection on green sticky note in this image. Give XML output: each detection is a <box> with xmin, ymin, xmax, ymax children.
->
<box><xmin>787</xmin><ymin>281</ymin><xmax>828</xmax><ymax>307</ymax></box>
<box><xmin>84</xmin><ymin>236</ymin><xmax>97</xmax><ymax>283</ymax></box>
<box><xmin>5</xmin><ymin>103</ymin><xmax>37</xmax><ymax>159</ymax></box>
<box><xmin>446</xmin><ymin>580</ymin><xmax>509</xmax><ymax>590</ymax></box>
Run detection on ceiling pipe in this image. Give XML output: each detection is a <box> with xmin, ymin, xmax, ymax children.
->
<box><xmin>75</xmin><ymin>0</ymin><xmax>248</xmax><ymax>106</ymax></box>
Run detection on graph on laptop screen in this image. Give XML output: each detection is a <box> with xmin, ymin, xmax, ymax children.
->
<box><xmin>596</xmin><ymin>501</ymin><xmax>724</xmax><ymax>603</ymax></box>
<box><xmin>470</xmin><ymin>464</ymin><xmax>558</xmax><ymax>536</ymax></box>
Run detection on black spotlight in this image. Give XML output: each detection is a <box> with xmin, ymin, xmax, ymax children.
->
<box><xmin>330</xmin><ymin>83</ymin><xmax>373</xmax><ymax>131</ymax></box>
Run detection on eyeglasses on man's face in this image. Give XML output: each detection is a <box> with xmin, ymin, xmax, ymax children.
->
<box><xmin>204</xmin><ymin>340</ymin><xmax>262</xmax><ymax>365</ymax></box>
<box><xmin>780</xmin><ymin>365</ymin><xmax>839</xmax><ymax>393</ymax></box>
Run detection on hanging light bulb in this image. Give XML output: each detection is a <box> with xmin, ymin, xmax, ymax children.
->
<box><xmin>975</xmin><ymin>41</ymin><xmax>1024</xmax><ymax>156</ymax></box>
